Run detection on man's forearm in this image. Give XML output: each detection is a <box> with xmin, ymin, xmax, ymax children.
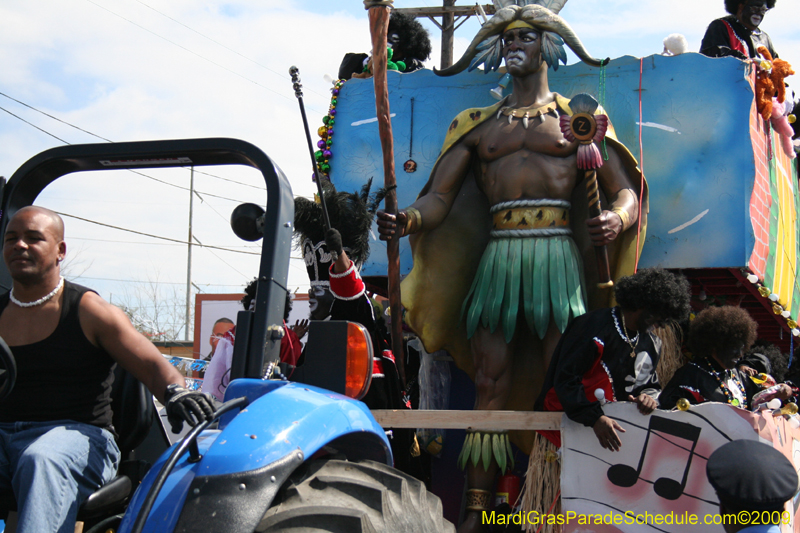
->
<box><xmin>148</xmin><ymin>360</ymin><xmax>186</xmax><ymax>403</ymax></box>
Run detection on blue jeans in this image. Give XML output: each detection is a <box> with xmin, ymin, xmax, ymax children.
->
<box><xmin>0</xmin><ymin>420</ymin><xmax>120</xmax><ymax>533</ymax></box>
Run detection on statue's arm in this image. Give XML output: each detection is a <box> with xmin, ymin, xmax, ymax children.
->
<box><xmin>377</xmin><ymin>135</ymin><xmax>475</xmax><ymax>240</ymax></box>
<box><xmin>587</xmin><ymin>146</ymin><xmax>639</xmax><ymax>246</ymax></box>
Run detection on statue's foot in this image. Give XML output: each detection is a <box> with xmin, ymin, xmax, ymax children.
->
<box><xmin>457</xmin><ymin>511</ymin><xmax>488</xmax><ymax>533</ymax></box>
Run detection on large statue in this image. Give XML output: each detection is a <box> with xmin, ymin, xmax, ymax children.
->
<box><xmin>376</xmin><ymin>1</ymin><xmax>646</xmax><ymax>531</ymax></box>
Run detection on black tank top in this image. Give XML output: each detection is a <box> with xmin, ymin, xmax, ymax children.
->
<box><xmin>0</xmin><ymin>281</ymin><xmax>115</xmax><ymax>430</ymax></box>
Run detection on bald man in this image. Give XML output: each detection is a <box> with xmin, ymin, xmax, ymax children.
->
<box><xmin>0</xmin><ymin>206</ymin><xmax>215</xmax><ymax>533</ymax></box>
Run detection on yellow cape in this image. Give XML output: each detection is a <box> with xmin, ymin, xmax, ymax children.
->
<box><xmin>400</xmin><ymin>95</ymin><xmax>648</xmax><ymax>453</ymax></box>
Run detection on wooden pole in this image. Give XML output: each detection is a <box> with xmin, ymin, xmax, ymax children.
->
<box><xmin>440</xmin><ymin>0</ymin><xmax>456</xmax><ymax>69</ymax></box>
<box><xmin>365</xmin><ymin>0</ymin><xmax>407</xmax><ymax>387</ymax></box>
<box><xmin>585</xmin><ymin>169</ymin><xmax>614</xmax><ymax>288</ymax></box>
<box><xmin>371</xmin><ymin>409</ymin><xmax>563</xmax><ymax>431</ymax></box>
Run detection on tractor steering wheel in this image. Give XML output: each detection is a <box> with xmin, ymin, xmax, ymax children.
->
<box><xmin>0</xmin><ymin>336</ymin><xmax>17</xmax><ymax>402</ymax></box>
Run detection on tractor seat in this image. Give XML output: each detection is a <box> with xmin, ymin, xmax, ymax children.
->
<box><xmin>0</xmin><ymin>365</ymin><xmax>155</xmax><ymax>521</ymax></box>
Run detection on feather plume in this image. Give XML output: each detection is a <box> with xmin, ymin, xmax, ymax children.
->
<box><xmin>541</xmin><ymin>31</ymin><xmax>567</xmax><ymax>70</ymax></box>
<box><xmin>469</xmin><ymin>35</ymin><xmax>503</xmax><ymax>72</ymax></box>
<box><xmin>532</xmin><ymin>0</ymin><xmax>568</xmax><ymax>14</ymax></box>
<box><xmin>567</xmin><ymin>93</ymin><xmax>599</xmax><ymax>114</ymax></box>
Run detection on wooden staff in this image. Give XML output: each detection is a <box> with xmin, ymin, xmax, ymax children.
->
<box><xmin>365</xmin><ymin>0</ymin><xmax>406</xmax><ymax>386</ymax></box>
<box><xmin>584</xmin><ymin>167</ymin><xmax>613</xmax><ymax>288</ymax></box>
<box><xmin>562</xmin><ymin>93</ymin><xmax>614</xmax><ymax>288</ymax></box>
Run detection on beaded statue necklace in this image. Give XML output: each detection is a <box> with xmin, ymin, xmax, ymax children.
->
<box><xmin>496</xmin><ymin>99</ymin><xmax>558</xmax><ymax>129</ymax></box>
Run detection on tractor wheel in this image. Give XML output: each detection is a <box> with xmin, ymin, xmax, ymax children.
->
<box><xmin>256</xmin><ymin>458</ymin><xmax>455</xmax><ymax>533</ymax></box>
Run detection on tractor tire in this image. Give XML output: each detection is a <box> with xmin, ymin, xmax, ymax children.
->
<box><xmin>256</xmin><ymin>458</ymin><xmax>455</xmax><ymax>533</ymax></box>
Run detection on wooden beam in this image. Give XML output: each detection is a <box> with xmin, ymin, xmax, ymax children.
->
<box><xmin>370</xmin><ymin>409</ymin><xmax>563</xmax><ymax>431</ymax></box>
<box><xmin>393</xmin><ymin>5</ymin><xmax>496</xmax><ymax>17</ymax></box>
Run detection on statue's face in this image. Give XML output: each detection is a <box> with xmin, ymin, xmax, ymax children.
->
<box><xmin>502</xmin><ymin>28</ymin><xmax>543</xmax><ymax>76</ymax></box>
<box><xmin>737</xmin><ymin>0</ymin><xmax>769</xmax><ymax>31</ymax></box>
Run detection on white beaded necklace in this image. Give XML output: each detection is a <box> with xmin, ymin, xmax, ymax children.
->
<box><xmin>10</xmin><ymin>276</ymin><xmax>64</xmax><ymax>308</ymax></box>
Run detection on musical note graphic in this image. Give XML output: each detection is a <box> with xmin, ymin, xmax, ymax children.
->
<box><xmin>607</xmin><ymin>416</ymin><xmax>702</xmax><ymax>500</ymax></box>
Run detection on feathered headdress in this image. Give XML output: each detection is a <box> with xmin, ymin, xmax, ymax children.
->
<box><xmin>293</xmin><ymin>179</ymin><xmax>384</xmax><ymax>286</ymax></box>
<box><xmin>437</xmin><ymin>0</ymin><xmax>602</xmax><ymax>76</ymax></box>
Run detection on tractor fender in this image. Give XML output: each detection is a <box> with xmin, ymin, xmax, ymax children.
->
<box><xmin>118</xmin><ymin>379</ymin><xmax>391</xmax><ymax>533</ymax></box>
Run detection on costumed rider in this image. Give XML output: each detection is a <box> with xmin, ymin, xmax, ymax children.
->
<box><xmin>707</xmin><ymin>440</ymin><xmax>798</xmax><ymax>533</ymax></box>
<box><xmin>0</xmin><ymin>206</ymin><xmax>215</xmax><ymax>533</ymax></box>
<box><xmin>535</xmin><ymin>268</ymin><xmax>691</xmax><ymax>451</ymax></box>
<box><xmin>377</xmin><ymin>1</ymin><xmax>646</xmax><ymax>530</ymax></box>
<box><xmin>338</xmin><ymin>11</ymin><xmax>432</xmax><ymax>80</ymax></box>
<box><xmin>700</xmin><ymin>0</ymin><xmax>778</xmax><ymax>60</ymax></box>
<box><xmin>202</xmin><ymin>287</ymin><xmax>307</xmax><ymax>403</ymax></box>
<box><xmin>660</xmin><ymin>306</ymin><xmax>793</xmax><ymax>410</ymax></box>
<box><xmin>294</xmin><ymin>181</ymin><xmax>420</xmax><ymax>475</ymax></box>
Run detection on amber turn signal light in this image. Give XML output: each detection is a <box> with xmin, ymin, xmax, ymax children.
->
<box><xmin>345</xmin><ymin>322</ymin><xmax>373</xmax><ymax>400</ymax></box>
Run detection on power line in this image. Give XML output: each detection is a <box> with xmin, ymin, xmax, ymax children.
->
<box><xmin>70</xmin><ymin>236</ymin><xmax>257</xmax><ymax>248</ymax></box>
<box><xmin>133</xmin><ymin>0</ymin><xmax>329</xmax><ymax>101</ymax></box>
<box><xmin>0</xmin><ymin>105</ymin><xmax>69</xmax><ymax>144</ymax></box>
<box><xmin>84</xmin><ymin>0</ymin><xmax>327</xmax><ymax>115</ymax></box>
<box><xmin>0</xmin><ymin>91</ymin><xmax>266</xmax><ymax>192</ymax></box>
<box><xmin>0</xmin><ymin>101</ymin><xmax>248</xmax><ymax>203</ymax></box>
<box><xmin>57</xmin><ymin>211</ymin><xmax>260</xmax><ymax>255</ymax></box>
<box><xmin>0</xmin><ymin>92</ymin><xmax>112</xmax><ymax>141</ymax></box>
<box><xmin>62</xmin><ymin>212</ymin><xmax>305</xmax><ymax>259</ymax></box>
<box><xmin>193</xmin><ymin>235</ymin><xmax>249</xmax><ymax>278</ymax></box>
<box><xmin>74</xmin><ymin>275</ymin><xmax>247</xmax><ymax>287</ymax></box>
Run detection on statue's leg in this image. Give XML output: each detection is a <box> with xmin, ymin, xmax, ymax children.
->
<box><xmin>457</xmin><ymin>325</ymin><xmax>514</xmax><ymax>533</ymax></box>
<box><xmin>541</xmin><ymin>317</ymin><xmax>562</xmax><ymax>372</ymax></box>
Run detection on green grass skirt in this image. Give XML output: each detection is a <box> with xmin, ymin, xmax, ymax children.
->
<box><xmin>461</xmin><ymin>235</ymin><xmax>586</xmax><ymax>342</ymax></box>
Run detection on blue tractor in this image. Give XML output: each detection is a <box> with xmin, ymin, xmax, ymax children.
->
<box><xmin>0</xmin><ymin>138</ymin><xmax>454</xmax><ymax>533</ymax></box>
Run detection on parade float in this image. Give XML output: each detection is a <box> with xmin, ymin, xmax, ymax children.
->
<box><xmin>318</xmin><ymin>1</ymin><xmax>800</xmax><ymax>531</ymax></box>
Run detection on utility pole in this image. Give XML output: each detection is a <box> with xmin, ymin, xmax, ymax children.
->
<box><xmin>185</xmin><ymin>167</ymin><xmax>194</xmax><ymax>341</ymax></box>
<box><xmin>393</xmin><ymin>2</ymin><xmax>495</xmax><ymax>68</ymax></box>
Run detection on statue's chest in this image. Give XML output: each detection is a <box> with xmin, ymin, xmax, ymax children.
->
<box><xmin>478</xmin><ymin>115</ymin><xmax>576</xmax><ymax>160</ymax></box>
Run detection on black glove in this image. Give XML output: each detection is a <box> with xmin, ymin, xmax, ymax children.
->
<box><xmin>325</xmin><ymin>228</ymin><xmax>343</xmax><ymax>258</ymax></box>
<box><xmin>164</xmin><ymin>384</ymin><xmax>215</xmax><ymax>433</ymax></box>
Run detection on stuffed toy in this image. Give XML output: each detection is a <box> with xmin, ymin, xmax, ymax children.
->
<box><xmin>662</xmin><ymin>34</ymin><xmax>689</xmax><ymax>56</ymax></box>
<box><xmin>770</xmin><ymin>98</ymin><xmax>797</xmax><ymax>160</ymax></box>
<box><xmin>755</xmin><ymin>46</ymin><xmax>795</xmax><ymax>121</ymax></box>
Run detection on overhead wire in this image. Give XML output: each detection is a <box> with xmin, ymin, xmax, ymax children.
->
<box><xmin>192</xmin><ymin>235</ymin><xmax>250</xmax><ymax>278</ymax></box>
<box><xmin>0</xmin><ymin>91</ymin><xmax>265</xmax><ymax>193</ymax></box>
<box><xmin>57</xmin><ymin>211</ymin><xmax>261</xmax><ymax>255</ymax></box>
<box><xmin>132</xmin><ymin>0</ymin><xmax>328</xmax><ymax>100</ymax></box>
<box><xmin>69</xmin><ymin>236</ymin><xmax>262</xmax><ymax>249</ymax></box>
<box><xmin>0</xmin><ymin>105</ymin><xmax>69</xmax><ymax>144</ymax></box>
<box><xmin>73</xmin><ymin>275</ymin><xmax>246</xmax><ymax>287</ymax></box>
<box><xmin>84</xmin><ymin>0</ymin><xmax>327</xmax><ymax>115</ymax></box>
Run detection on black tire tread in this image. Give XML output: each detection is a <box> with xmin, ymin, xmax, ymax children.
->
<box><xmin>256</xmin><ymin>458</ymin><xmax>455</xmax><ymax>533</ymax></box>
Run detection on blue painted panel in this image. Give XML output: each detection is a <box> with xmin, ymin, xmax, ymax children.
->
<box><xmin>329</xmin><ymin>53</ymin><xmax>755</xmax><ymax>276</ymax></box>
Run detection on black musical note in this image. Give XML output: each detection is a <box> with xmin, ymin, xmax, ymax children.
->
<box><xmin>607</xmin><ymin>416</ymin><xmax>702</xmax><ymax>500</ymax></box>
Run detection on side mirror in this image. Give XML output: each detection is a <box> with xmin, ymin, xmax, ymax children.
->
<box><xmin>230</xmin><ymin>203</ymin><xmax>265</xmax><ymax>241</ymax></box>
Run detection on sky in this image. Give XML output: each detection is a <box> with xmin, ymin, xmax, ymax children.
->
<box><xmin>0</xmin><ymin>0</ymin><xmax>798</xmax><ymax>339</ymax></box>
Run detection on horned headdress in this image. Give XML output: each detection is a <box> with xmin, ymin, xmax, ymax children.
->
<box><xmin>436</xmin><ymin>0</ymin><xmax>603</xmax><ymax>76</ymax></box>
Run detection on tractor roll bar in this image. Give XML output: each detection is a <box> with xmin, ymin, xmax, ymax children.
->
<box><xmin>0</xmin><ymin>138</ymin><xmax>294</xmax><ymax>380</ymax></box>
